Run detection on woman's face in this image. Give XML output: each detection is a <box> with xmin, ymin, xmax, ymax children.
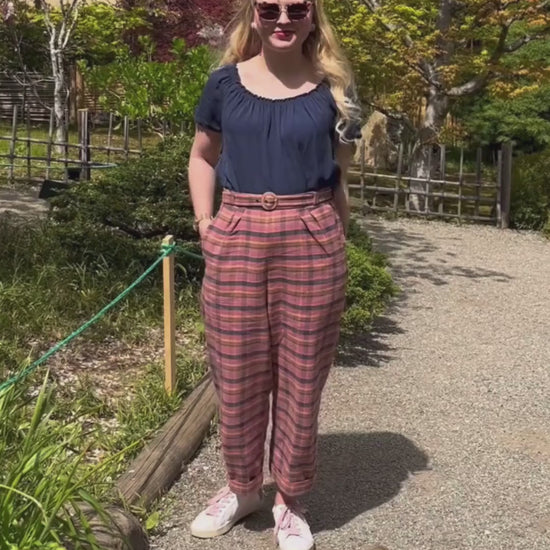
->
<box><xmin>252</xmin><ymin>1</ymin><xmax>315</xmax><ymax>54</ymax></box>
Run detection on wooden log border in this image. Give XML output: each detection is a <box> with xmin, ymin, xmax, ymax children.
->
<box><xmin>87</xmin><ymin>374</ymin><xmax>217</xmax><ymax>549</ymax></box>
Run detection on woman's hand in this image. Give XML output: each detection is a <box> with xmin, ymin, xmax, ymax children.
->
<box><xmin>198</xmin><ymin>217</ymin><xmax>214</xmax><ymax>241</ymax></box>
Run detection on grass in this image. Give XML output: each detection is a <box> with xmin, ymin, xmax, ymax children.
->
<box><xmin>0</xmin><ymin>215</ymin><xmax>208</xmax><ymax>547</ymax></box>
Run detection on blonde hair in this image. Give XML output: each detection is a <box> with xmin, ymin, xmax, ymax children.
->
<box><xmin>220</xmin><ymin>0</ymin><xmax>358</xmax><ymax>120</ymax></box>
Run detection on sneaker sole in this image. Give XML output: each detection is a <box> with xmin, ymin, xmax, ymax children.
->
<box><xmin>190</xmin><ymin>503</ymin><xmax>262</xmax><ymax>539</ymax></box>
<box><xmin>275</xmin><ymin>541</ymin><xmax>316</xmax><ymax>550</ymax></box>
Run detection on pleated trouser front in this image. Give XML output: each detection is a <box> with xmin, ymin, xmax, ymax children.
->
<box><xmin>200</xmin><ymin>193</ymin><xmax>347</xmax><ymax>497</ymax></box>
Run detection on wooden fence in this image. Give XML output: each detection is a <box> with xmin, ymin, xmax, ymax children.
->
<box><xmin>1</xmin><ymin>105</ymin><xmax>514</xmax><ymax>229</ymax></box>
<box><xmin>349</xmin><ymin>141</ymin><xmax>513</xmax><ymax>228</ymax></box>
<box><xmin>0</xmin><ymin>107</ymin><xmax>159</xmax><ymax>186</ymax></box>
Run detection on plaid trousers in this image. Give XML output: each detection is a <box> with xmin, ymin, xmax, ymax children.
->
<box><xmin>200</xmin><ymin>189</ymin><xmax>347</xmax><ymax>497</ymax></box>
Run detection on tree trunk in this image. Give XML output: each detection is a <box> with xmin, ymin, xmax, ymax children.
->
<box><xmin>51</xmin><ymin>46</ymin><xmax>66</xmax><ymax>151</ymax></box>
<box><xmin>408</xmin><ymin>87</ymin><xmax>449</xmax><ymax>211</ymax></box>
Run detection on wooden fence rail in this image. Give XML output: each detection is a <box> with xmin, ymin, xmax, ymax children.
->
<box><xmin>351</xmin><ymin>140</ymin><xmax>513</xmax><ymax>228</ymax></box>
<box><xmin>0</xmin><ymin>107</ymin><xmax>153</xmax><ymax>185</ymax></box>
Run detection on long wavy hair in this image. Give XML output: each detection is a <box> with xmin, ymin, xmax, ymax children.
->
<box><xmin>219</xmin><ymin>0</ymin><xmax>357</xmax><ymax>120</ymax></box>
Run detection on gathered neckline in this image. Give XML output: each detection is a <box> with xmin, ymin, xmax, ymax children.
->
<box><xmin>231</xmin><ymin>64</ymin><xmax>325</xmax><ymax>103</ymax></box>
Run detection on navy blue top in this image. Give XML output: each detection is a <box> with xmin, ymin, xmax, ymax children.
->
<box><xmin>194</xmin><ymin>64</ymin><xmax>361</xmax><ymax>195</ymax></box>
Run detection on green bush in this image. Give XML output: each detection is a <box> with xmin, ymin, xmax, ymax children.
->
<box><xmin>511</xmin><ymin>148</ymin><xmax>550</xmax><ymax>232</ymax></box>
<box><xmin>341</xmin><ymin>220</ymin><xmax>398</xmax><ymax>335</ymax></box>
<box><xmin>51</xmin><ymin>135</ymin><xmax>196</xmax><ymax>243</ymax></box>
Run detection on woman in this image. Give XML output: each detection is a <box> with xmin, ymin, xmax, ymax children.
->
<box><xmin>188</xmin><ymin>1</ymin><xmax>361</xmax><ymax>548</ymax></box>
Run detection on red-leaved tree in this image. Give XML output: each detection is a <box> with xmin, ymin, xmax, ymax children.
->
<box><xmin>149</xmin><ymin>0</ymin><xmax>235</xmax><ymax>60</ymax></box>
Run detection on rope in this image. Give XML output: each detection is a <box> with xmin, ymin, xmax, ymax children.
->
<box><xmin>0</xmin><ymin>242</ymin><xmax>182</xmax><ymax>394</ymax></box>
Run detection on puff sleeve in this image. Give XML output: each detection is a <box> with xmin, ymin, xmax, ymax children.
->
<box><xmin>194</xmin><ymin>69</ymin><xmax>225</xmax><ymax>133</ymax></box>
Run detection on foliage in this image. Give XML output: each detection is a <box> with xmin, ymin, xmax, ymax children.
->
<box><xmin>324</xmin><ymin>0</ymin><xmax>550</xmax><ymax>134</ymax></box>
<box><xmin>341</xmin><ymin>220</ymin><xmax>398</xmax><ymax>335</ymax></box>
<box><xmin>70</xmin><ymin>3</ymin><xmax>153</xmax><ymax>66</ymax></box>
<box><xmin>0</xmin><ymin>0</ymin><xmax>49</xmax><ymax>72</ymax></box>
<box><xmin>455</xmin><ymin>87</ymin><xmax>550</xmax><ymax>152</ymax></box>
<box><xmin>0</xmin><ymin>1</ymin><xmax>151</xmax><ymax>70</ymax></box>
<box><xmin>511</xmin><ymin>149</ymin><xmax>550</xmax><ymax>232</ymax></box>
<box><xmin>81</xmin><ymin>39</ymin><xmax>213</xmax><ymax>126</ymax></box>
<box><xmin>0</xmin><ymin>372</ymin><xmax>104</xmax><ymax>550</ymax></box>
<box><xmin>452</xmin><ymin>38</ymin><xmax>550</xmax><ymax>151</ymax></box>
<box><xmin>51</xmin><ymin>134</ymin><xmax>197</xmax><ymax>242</ymax></box>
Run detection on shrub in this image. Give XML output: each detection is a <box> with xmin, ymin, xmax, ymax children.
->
<box><xmin>51</xmin><ymin>135</ymin><xmax>196</xmax><ymax>243</ymax></box>
<box><xmin>341</xmin><ymin>220</ymin><xmax>398</xmax><ymax>335</ymax></box>
<box><xmin>511</xmin><ymin>148</ymin><xmax>550</xmax><ymax>232</ymax></box>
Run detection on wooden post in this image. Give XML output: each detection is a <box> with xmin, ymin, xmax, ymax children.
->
<box><xmin>8</xmin><ymin>106</ymin><xmax>18</xmax><ymax>185</ymax></box>
<box><xmin>63</xmin><ymin>116</ymin><xmax>70</xmax><ymax>183</ymax></box>
<box><xmin>45</xmin><ymin>110</ymin><xmax>54</xmax><ymax>180</ymax></box>
<box><xmin>500</xmin><ymin>143</ymin><xmax>513</xmax><ymax>229</ymax></box>
<box><xmin>78</xmin><ymin>109</ymin><xmax>91</xmax><ymax>180</ymax></box>
<box><xmin>123</xmin><ymin>116</ymin><xmax>130</xmax><ymax>161</ymax></box>
<box><xmin>438</xmin><ymin>145</ymin><xmax>446</xmax><ymax>215</ymax></box>
<box><xmin>26</xmin><ymin>107</ymin><xmax>32</xmax><ymax>182</ymax></box>
<box><xmin>458</xmin><ymin>147</ymin><xmax>464</xmax><ymax>223</ymax></box>
<box><xmin>475</xmin><ymin>147</ymin><xmax>482</xmax><ymax>217</ymax></box>
<box><xmin>359</xmin><ymin>139</ymin><xmax>365</xmax><ymax>213</ymax></box>
<box><xmin>372</xmin><ymin>149</ymin><xmax>378</xmax><ymax>209</ymax></box>
<box><xmin>425</xmin><ymin>145</ymin><xmax>432</xmax><ymax>214</ymax></box>
<box><xmin>107</xmin><ymin>112</ymin><xmax>113</xmax><ymax>162</ymax></box>
<box><xmin>406</xmin><ymin>142</ymin><xmax>413</xmax><ymax>212</ymax></box>
<box><xmin>394</xmin><ymin>143</ymin><xmax>403</xmax><ymax>215</ymax></box>
<box><xmin>496</xmin><ymin>149</ymin><xmax>503</xmax><ymax>227</ymax></box>
<box><xmin>162</xmin><ymin>235</ymin><xmax>176</xmax><ymax>395</ymax></box>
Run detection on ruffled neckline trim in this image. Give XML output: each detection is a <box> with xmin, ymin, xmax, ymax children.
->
<box><xmin>230</xmin><ymin>64</ymin><xmax>327</xmax><ymax>103</ymax></box>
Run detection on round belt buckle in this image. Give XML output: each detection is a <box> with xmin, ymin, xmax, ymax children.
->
<box><xmin>261</xmin><ymin>192</ymin><xmax>278</xmax><ymax>211</ymax></box>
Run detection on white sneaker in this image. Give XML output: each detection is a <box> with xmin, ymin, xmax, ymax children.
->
<box><xmin>190</xmin><ymin>486</ymin><xmax>262</xmax><ymax>538</ymax></box>
<box><xmin>273</xmin><ymin>504</ymin><xmax>315</xmax><ymax>550</ymax></box>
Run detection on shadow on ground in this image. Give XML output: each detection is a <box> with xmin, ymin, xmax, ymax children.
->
<box><xmin>338</xmin><ymin>306</ymin><xmax>405</xmax><ymax>369</ymax></box>
<box><xmin>363</xmin><ymin>217</ymin><xmax>513</xmax><ymax>286</ymax></box>
<box><xmin>337</xmin><ymin>217</ymin><xmax>514</xmax><ymax>369</ymax></box>
<box><xmin>243</xmin><ymin>431</ymin><xmax>429</xmax><ymax>534</ymax></box>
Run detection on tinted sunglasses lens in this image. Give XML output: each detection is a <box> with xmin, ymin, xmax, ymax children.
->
<box><xmin>287</xmin><ymin>3</ymin><xmax>309</xmax><ymax>19</ymax></box>
<box><xmin>257</xmin><ymin>4</ymin><xmax>281</xmax><ymax>20</ymax></box>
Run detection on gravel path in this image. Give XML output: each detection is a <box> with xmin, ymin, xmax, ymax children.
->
<box><xmin>151</xmin><ymin>217</ymin><xmax>550</xmax><ymax>550</ymax></box>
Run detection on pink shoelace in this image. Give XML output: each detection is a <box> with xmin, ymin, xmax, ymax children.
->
<box><xmin>274</xmin><ymin>505</ymin><xmax>308</xmax><ymax>539</ymax></box>
<box><xmin>205</xmin><ymin>486</ymin><xmax>235</xmax><ymax>516</ymax></box>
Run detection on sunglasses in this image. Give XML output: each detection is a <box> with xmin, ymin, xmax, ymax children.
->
<box><xmin>255</xmin><ymin>2</ymin><xmax>312</xmax><ymax>22</ymax></box>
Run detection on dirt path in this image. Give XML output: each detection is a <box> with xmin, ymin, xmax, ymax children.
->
<box><xmin>147</xmin><ymin>218</ymin><xmax>549</xmax><ymax>549</ymax></box>
<box><xmin>0</xmin><ymin>186</ymin><xmax>48</xmax><ymax>219</ymax></box>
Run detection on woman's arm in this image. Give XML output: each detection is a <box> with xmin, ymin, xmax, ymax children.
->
<box><xmin>333</xmin><ymin>142</ymin><xmax>355</xmax><ymax>235</ymax></box>
<box><xmin>188</xmin><ymin>126</ymin><xmax>222</xmax><ymax>238</ymax></box>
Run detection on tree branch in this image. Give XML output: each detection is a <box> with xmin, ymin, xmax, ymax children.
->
<box><xmin>366</xmin><ymin>101</ymin><xmax>415</xmax><ymax>133</ymax></box>
<box><xmin>447</xmin><ymin>73</ymin><xmax>491</xmax><ymax>96</ymax></box>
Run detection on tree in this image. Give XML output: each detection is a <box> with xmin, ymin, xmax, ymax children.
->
<box><xmin>36</xmin><ymin>0</ymin><xmax>83</xmax><ymax>145</ymax></box>
<box><xmin>326</xmin><ymin>0</ymin><xmax>550</xmax><ymax>209</ymax></box>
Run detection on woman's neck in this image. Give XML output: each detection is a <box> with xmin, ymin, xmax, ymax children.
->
<box><xmin>257</xmin><ymin>49</ymin><xmax>310</xmax><ymax>79</ymax></box>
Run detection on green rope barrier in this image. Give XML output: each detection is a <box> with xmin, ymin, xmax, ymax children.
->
<box><xmin>0</xmin><ymin>243</ymin><xmax>178</xmax><ymax>394</ymax></box>
<box><xmin>174</xmin><ymin>245</ymin><xmax>204</xmax><ymax>262</ymax></box>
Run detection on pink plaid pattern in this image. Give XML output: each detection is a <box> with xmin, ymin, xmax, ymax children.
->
<box><xmin>200</xmin><ymin>192</ymin><xmax>347</xmax><ymax>497</ymax></box>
